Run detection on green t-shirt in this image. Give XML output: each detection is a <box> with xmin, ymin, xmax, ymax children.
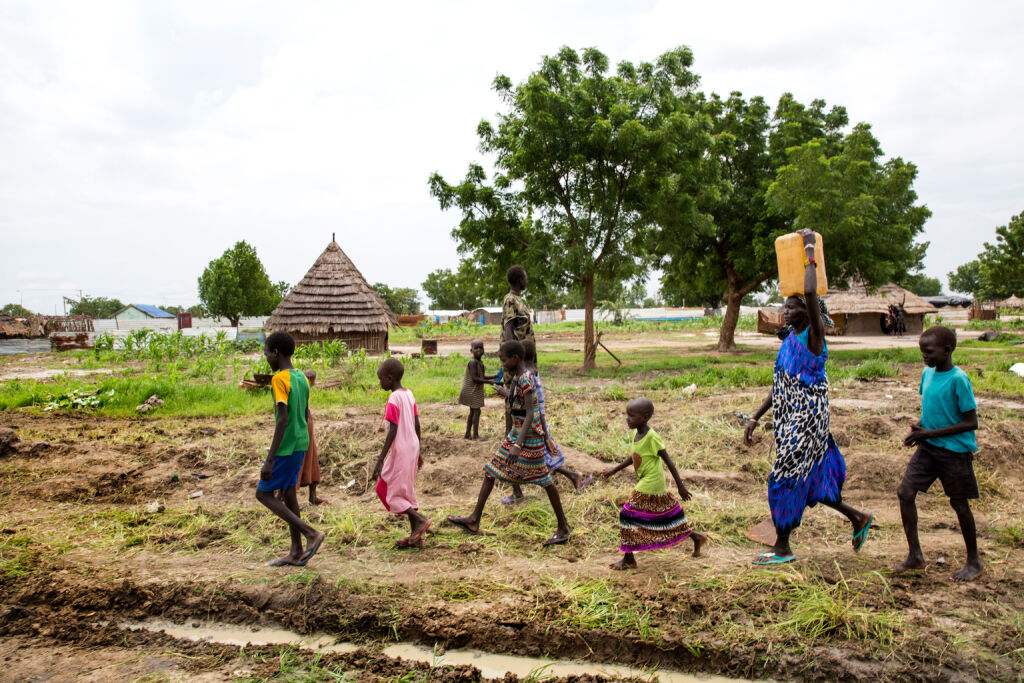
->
<box><xmin>632</xmin><ymin>428</ymin><xmax>667</xmax><ymax>495</ymax></box>
<box><xmin>271</xmin><ymin>369</ymin><xmax>310</xmax><ymax>456</ymax></box>
<box><xmin>920</xmin><ymin>366</ymin><xmax>977</xmax><ymax>453</ymax></box>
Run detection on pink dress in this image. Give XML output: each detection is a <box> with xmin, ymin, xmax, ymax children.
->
<box><xmin>375</xmin><ymin>388</ymin><xmax>420</xmax><ymax>514</ymax></box>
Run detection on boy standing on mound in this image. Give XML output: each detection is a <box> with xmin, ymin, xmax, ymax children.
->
<box><xmin>256</xmin><ymin>332</ymin><xmax>325</xmax><ymax>567</ymax></box>
<box><xmin>893</xmin><ymin>325</ymin><xmax>982</xmax><ymax>581</ymax></box>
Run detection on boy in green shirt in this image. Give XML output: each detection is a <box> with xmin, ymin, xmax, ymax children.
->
<box><xmin>893</xmin><ymin>326</ymin><xmax>981</xmax><ymax>582</ymax></box>
<box><xmin>256</xmin><ymin>332</ymin><xmax>325</xmax><ymax>567</ymax></box>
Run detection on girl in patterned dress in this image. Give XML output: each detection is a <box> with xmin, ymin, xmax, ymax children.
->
<box><xmin>447</xmin><ymin>340</ymin><xmax>572</xmax><ymax>546</ymax></box>
<box><xmin>504</xmin><ymin>341</ymin><xmax>591</xmax><ymax>504</ymax></box>
<box><xmin>743</xmin><ymin>229</ymin><xmax>871</xmax><ymax>565</ymax></box>
<box><xmin>602</xmin><ymin>397</ymin><xmax>706</xmax><ymax>570</ymax></box>
<box><xmin>458</xmin><ymin>340</ymin><xmax>495</xmax><ymax>440</ymax></box>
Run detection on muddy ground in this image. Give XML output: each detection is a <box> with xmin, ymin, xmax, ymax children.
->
<box><xmin>1</xmin><ymin>340</ymin><xmax>1023</xmax><ymax>682</ymax></box>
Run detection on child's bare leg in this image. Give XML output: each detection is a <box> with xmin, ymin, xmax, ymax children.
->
<box><xmin>542</xmin><ymin>484</ymin><xmax>571</xmax><ymax>540</ymax></box>
<box><xmin>257</xmin><ymin>488</ymin><xmax>322</xmax><ymax>555</ymax></box>
<box><xmin>511</xmin><ymin>483</ymin><xmax>525</xmax><ymax>500</ymax></box>
<box><xmin>555</xmin><ymin>466</ymin><xmax>582</xmax><ymax>488</ymax></box>
<box><xmin>464</xmin><ymin>410</ymin><xmax>474</xmax><ymax>439</ymax></box>
<box><xmin>472</xmin><ymin>409</ymin><xmax>482</xmax><ymax>439</ymax></box>
<box><xmin>892</xmin><ymin>484</ymin><xmax>926</xmax><ymax>573</ymax></box>
<box><xmin>690</xmin><ymin>531</ymin><xmax>708</xmax><ymax>557</ymax></box>
<box><xmin>610</xmin><ymin>552</ymin><xmax>637</xmax><ymax>570</ymax></box>
<box><xmin>307</xmin><ymin>483</ymin><xmax>319</xmax><ymax>505</ymax></box>
<box><xmin>406</xmin><ymin>508</ymin><xmax>430</xmax><ymax>534</ymax></box>
<box><xmin>448</xmin><ymin>477</ymin><xmax>495</xmax><ymax>532</ymax></box>
<box><xmin>822</xmin><ymin>499</ymin><xmax>871</xmax><ymax>548</ymax></box>
<box><xmin>949</xmin><ymin>498</ymin><xmax>983</xmax><ymax>581</ymax></box>
<box><xmin>771</xmin><ymin>527</ymin><xmax>793</xmax><ymax>559</ymax></box>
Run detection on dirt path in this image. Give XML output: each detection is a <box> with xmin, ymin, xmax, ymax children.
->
<box><xmin>2</xmin><ymin>363</ymin><xmax>1023</xmax><ymax>680</ymax></box>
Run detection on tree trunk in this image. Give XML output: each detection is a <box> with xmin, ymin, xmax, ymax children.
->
<box><xmin>230</xmin><ymin>315</ymin><xmax>240</xmax><ymax>327</ymax></box>
<box><xmin>716</xmin><ymin>287</ymin><xmax>742</xmax><ymax>352</ymax></box>
<box><xmin>583</xmin><ymin>273</ymin><xmax>596</xmax><ymax>371</ymax></box>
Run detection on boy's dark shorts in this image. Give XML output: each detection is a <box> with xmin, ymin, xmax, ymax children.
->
<box><xmin>900</xmin><ymin>442</ymin><xmax>979</xmax><ymax>500</ymax></box>
<box><xmin>257</xmin><ymin>451</ymin><xmax>306</xmax><ymax>492</ymax></box>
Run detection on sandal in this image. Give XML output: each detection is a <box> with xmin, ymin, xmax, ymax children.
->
<box><xmin>574</xmin><ymin>475</ymin><xmax>593</xmax><ymax>493</ymax></box>
<box><xmin>501</xmin><ymin>496</ymin><xmax>526</xmax><ymax>506</ymax></box>
<box><xmin>752</xmin><ymin>552</ymin><xmax>795</xmax><ymax>565</ymax></box>
<box><xmin>853</xmin><ymin>512</ymin><xmax>873</xmax><ymax>552</ymax></box>
<box><xmin>542</xmin><ymin>532</ymin><xmax>571</xmax><ymax>546</ymax></box>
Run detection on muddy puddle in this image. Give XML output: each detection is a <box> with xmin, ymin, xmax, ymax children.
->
<box><xmin>119</xmin><ymin>619</ymin><xmax>746</xmax><ymax>681</ymax></box>
<box><xmin>118</xmin><ymin>618</ymin><xmax>357</xmax><ymax>654</ymax></box>
<box><xmin>384</xmin><ymin>643</ymin><xmax>745</xmax><ymax>681</ymax></box>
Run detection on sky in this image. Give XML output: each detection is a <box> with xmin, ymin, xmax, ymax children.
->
<box><xmin>2</xmin><ymin>0</ymin><xmax>1022</xmax><ymax>314</ymax></box>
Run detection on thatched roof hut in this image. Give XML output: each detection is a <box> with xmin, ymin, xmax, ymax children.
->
<box><xmin>998</xmin><ymin>295</ymin><xmax>1024</xmax><ymax>310</ymax></box>
<box><xmin>823</xmin><ymin>283</ymin><xmax>938</xmax><ymax>336</ymax></box>
<box><xmin>0</xmin><ymin>313</ymin><xmax>31</xmax><ymax>339</ymax></box>
<box><xmin>264</xmin><ymin>240</ymin><xmax>396</xmax><ymax>353</ymax></box>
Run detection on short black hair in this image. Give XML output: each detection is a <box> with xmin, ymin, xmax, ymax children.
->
<box><xmin>627</xmin><ymin>396</ymin><xmax>655</xmax><ymax>419</ymax></box>
<box><xmin>921</xmin><ymin>325</ymin><xmax>957</xmax><ymax>350</ymax></box>
<box><xmin>507</xmin><ymin>265</ymin><xmax>527</xmax><ymax>288</ymax></box>
<box><xmin>522</xmin><ymin>340</ymin><xmax>537</xmax><ymax>363</ymax></box>
<box><xmin>265</xmin><ymin>331</ymin><xmax>295</xmax><ymax>356</ymax></box>
<box><xmin>499</xmin><ymin>339</ymin><xmax>525</xmax><ymax>360</ymax></box>
<box><xmin>378</xmin><ymin>357</ymin><xmax>405</xmax><ymax>380</ymax></box>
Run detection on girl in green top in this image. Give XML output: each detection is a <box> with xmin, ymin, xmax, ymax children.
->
<box><xmin>602</xmin><ymin>397</ymin><xmax>707</xmax><ymax>570</ymax></box>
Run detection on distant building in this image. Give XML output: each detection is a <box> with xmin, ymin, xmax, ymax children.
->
<box><xmin>469</xmin><ymin>307</ymin><xmax>503</xmax><ymax>326</ymax></box>
<box><xmin>112</xmin><ymin>304</ymin><xmax>176</xmax><ymax>321</ymax></box>
<box><xmin>823</xmin><ymin>283</ymin><xmax>938</xmax><ymax>336</ymax></box>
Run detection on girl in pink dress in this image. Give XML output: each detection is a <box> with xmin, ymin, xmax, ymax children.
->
<box><xmin>371</xmin><ymin>358</ymin><xmax>430</xmax><ymax>547</ymax></box>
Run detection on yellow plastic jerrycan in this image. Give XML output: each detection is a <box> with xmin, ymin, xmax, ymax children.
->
<box><xmin>776</xmin><ymin>231</ymin><xmax>828</xmax><ymax>297</ymax></box>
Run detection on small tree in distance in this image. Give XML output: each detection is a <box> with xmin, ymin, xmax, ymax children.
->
<box><xmin>69</xmin><ymin>296</ymin><xmax>125</xmax><ymax>319</ymax></box>
<box><xmin>197</xmin><ymin>241</ymin><xmax>281</xmax><ymax>327</ymax></box>
<box><xmin>372</xmin><ymin>283</ymin><xmax>421</xmax><ymax>315</ymax></box>
<box><xmin>2</xmin><ymin>303</ymin><xmax>34</xmax><ymax>317</ymax></box>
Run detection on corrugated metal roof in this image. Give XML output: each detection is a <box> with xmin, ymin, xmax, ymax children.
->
<box><xmin>114</xmin><ymin>304</ymin><xmax>176</xmax><ymax>319</ymax></box>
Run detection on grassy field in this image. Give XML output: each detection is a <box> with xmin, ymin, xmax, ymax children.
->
<box><xmin>1</xmin><ymin>326</ymin><xmax>1023</xmax><ymax>681</ymax></box>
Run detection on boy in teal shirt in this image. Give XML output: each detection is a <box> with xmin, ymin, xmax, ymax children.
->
<box><xmin>893</xmin><ymin>326</ymin><xmax>981</xmax><ymax>581</ymax></box>
<box><xmin>256</xmin><ymin>332</ymin><xmax>325</xmax><ymax>567</ymax></box>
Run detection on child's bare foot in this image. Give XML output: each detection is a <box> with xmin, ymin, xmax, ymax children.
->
<box><xmin>891</xmin><ymin>555</ymin><xmax>926</xmax><ymax>574</ymax></box>
<box><xmin>446</xmin><ymin>515</ymin><xmax>481</xmax><ymax>534</ymax></box>
<box><xmin>610</xmin><ymin>555</ymin><xmax>637</xmax><ymax>570</ymax></box>
<box><xmin>952</xmin><ymin>559</ymin><xmax>983</xmax><ymax>582</ymax></box>
<box><xmin>691</xmin><ymin>532</ymin><xmax>708</xmax><ymax>557</ymax></box>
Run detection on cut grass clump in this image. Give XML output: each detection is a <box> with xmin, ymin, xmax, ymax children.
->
<box><xmin>853</xmin><ymin>358</ymin><xmax>901</xmax><ymax>380</ymax></box>
<box><xmin>540</xmin><ymin>577</ymin><xmax>657</xmax><ymax>638</ymax></box>
<box><xmin>775</xmin><ymin>571</ymin><xmax>902</xmax><ymax>647</ymax></box>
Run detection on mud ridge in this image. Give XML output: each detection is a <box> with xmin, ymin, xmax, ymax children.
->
<box><xmin>1</xmin><ymin>570</ymin><xmax>1002</xmax><ymax>682</ymax></box>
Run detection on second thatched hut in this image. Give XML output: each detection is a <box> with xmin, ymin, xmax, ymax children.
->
<box><xmin>823</xmin><ymin>283</ymin><xmax>938</xmax><ymax>336</ymax></box>
<box><xmin>264</xmin><ymin>240</ymin><xmax>396</xmax><ymax>353</ymax></box>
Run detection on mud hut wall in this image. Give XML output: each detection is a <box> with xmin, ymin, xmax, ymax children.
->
<box><xmin>291</xmin><ymin>330</ymin><xmax>388</xmax><ymax>354</ymax></box>
<box><xmin>839</xmin><ymin>313</ymin><xmax>926</xmax><ymax>336</ymax></box>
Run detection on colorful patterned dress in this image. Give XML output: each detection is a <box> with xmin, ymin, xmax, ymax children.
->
<box><xmin>529</xmin><ymin>369</ymin><xmax>565</xmax><ymax>470</ymax></box>
<box><xmin>768</xmin><ymin>327</ymin><xmax>846</xmax><ymax>533</ymax></box>
<box><xmin>484</xmin><ymin>372</ymin><xmax>553</xmax><ymax>487</ymax></box>
<box><xmin>618</xmin><ymin>428</ymin><xmax>693</xmax><ymax>553</ymax></box>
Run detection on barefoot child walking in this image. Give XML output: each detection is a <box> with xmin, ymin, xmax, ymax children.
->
<box><xmin>602</xmin><ymin>397</ymin><xmax>706</xmax><ymax>570</ymax></box>
<box><xmin>256</xmin><ymin>332</ymin><xmax>325</xmax><ymax>567</ymax></box>
<box><xmin>447</xmin><ymin>340</ymin><xmax>571</xmax><ymax>546</ymax></box>
<box><xmin>503</xmin><ymin>341</ymin><xmax>591</xmax><ymax>504</ymax></box>
<box><xmin>372</xmin><ymin>358</ymin><xmax>430</xmax><ymax>548</ymax></box>
<box><xmin>893</xmin><ymin>326</ymin><xmax>982</xmax><ymax>581</ymax></box>
<box><xmin>458</xmin><ymin>340</ymin><xmax>495</xmax><ymax>440</ymax></box>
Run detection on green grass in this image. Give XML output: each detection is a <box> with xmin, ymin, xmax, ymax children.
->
<box><xmin>774</xmin><ymin>571</ymin><xmax>902</xmax><ymax>646</ymax></box>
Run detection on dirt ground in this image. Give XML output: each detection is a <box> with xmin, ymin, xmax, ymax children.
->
<box><xmin>1</xmin><ymin>340</ymin><xmax>1023</xmax><ymax>681</ymax></box>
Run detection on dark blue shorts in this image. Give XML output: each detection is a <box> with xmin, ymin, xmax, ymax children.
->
<box><xmin>257</xmin><ymin>451</ymin><xmax>306</xmax><ymax>492</ymax></box>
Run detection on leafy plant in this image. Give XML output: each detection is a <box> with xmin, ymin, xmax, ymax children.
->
<box><xmin>43</xmin><ymin>388</ymin><xmax>115</xmax><ymax>411</ymax></box>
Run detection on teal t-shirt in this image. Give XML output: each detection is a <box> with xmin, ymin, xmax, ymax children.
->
<box><xmin>632</xmin><ymin>428</ymin><xmax>667</xmax><ymax>495</ymax></box>
<box><xmin>919</xmin><ymin>366</ymin><xmax>977</xmax><ymax>453</ymax></box>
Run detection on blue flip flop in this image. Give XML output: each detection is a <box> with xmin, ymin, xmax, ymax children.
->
<box><xmin>296</xmin><ymin>534</ymin><xmax>325</xmax><ymax>566</ymax></box>
<box><xmin>752</xmin><ymin>552</ymin><xmax>796</xmax><ymax>565</ymax></box>
<box><xmin>853</xmin><ymin>512</ymin><xmax>873</xmax><ymax>552</ymax></box>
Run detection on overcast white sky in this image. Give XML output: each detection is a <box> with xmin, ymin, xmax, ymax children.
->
<box><xmin>2</xmin><ymin>0</ymin><xmax>1022</xmax><ymax>314</ymax></box>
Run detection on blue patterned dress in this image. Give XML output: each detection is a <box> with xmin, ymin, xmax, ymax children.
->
<box><xmin>768</xmin><ymin>328</ymin><xmax>846</xmax><ymax>532</ymax></box>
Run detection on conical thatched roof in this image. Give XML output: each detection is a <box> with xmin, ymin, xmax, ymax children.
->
<box><xmin>264</xmin><ymin>241</ymin><xmax>396</xmax><ymax>336</ymax></box>
<box><xmin>998</xmin><ymin>295</ymin><xmax>1024</xmax><ymax>309</ymax></box>
<box><xmin>823</xmin><ymin>283</ymin><xmax>938</xmax><ymax>315</ymax></box>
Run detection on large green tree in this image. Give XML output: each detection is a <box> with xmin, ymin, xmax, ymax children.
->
<box><xmin>430</xmin><ymin>46</ymin><xmax>704</xmax><ymax>369</ymax></box>
<box><xmin>977</xmin><ymin>212</ymin><xmax>1024</xmax><ymax>299</ymax></box>
<box><xmin>654</xmin><ymin>93</ymin><xmax>849</xmax><ymax>350</ymax></box>
<box><xmin>2</xmin><ymin>303</ymin><xmax>34</xmax><ymax>317</ymax></box>
<box><xmin>898</xmin><ymin>273</ymin><xmax>942</xmax><ymax>297</ymax></box>
<box><xmin>421</xmin><ymin>263</ymin><xmax>490</xmax><ymax>310</ymax></box>
<box><xmin>69</xmin><ymin>296</ymin><xmax>124</xmax><ymax>318</ymax></box>
<box><xmin>948</xmin><ymin>259</ymin><xmax>987</xmax><ymax>299</ymax></box>
<box><xmin>372</xmin><ymin>283</ymin><xmax>421</xmax><ymax>315</ymax></box>
<box><xmin>197</xmin><ymin>241</ymin><xmax>281</xmax><ymax>326</ymax></box>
